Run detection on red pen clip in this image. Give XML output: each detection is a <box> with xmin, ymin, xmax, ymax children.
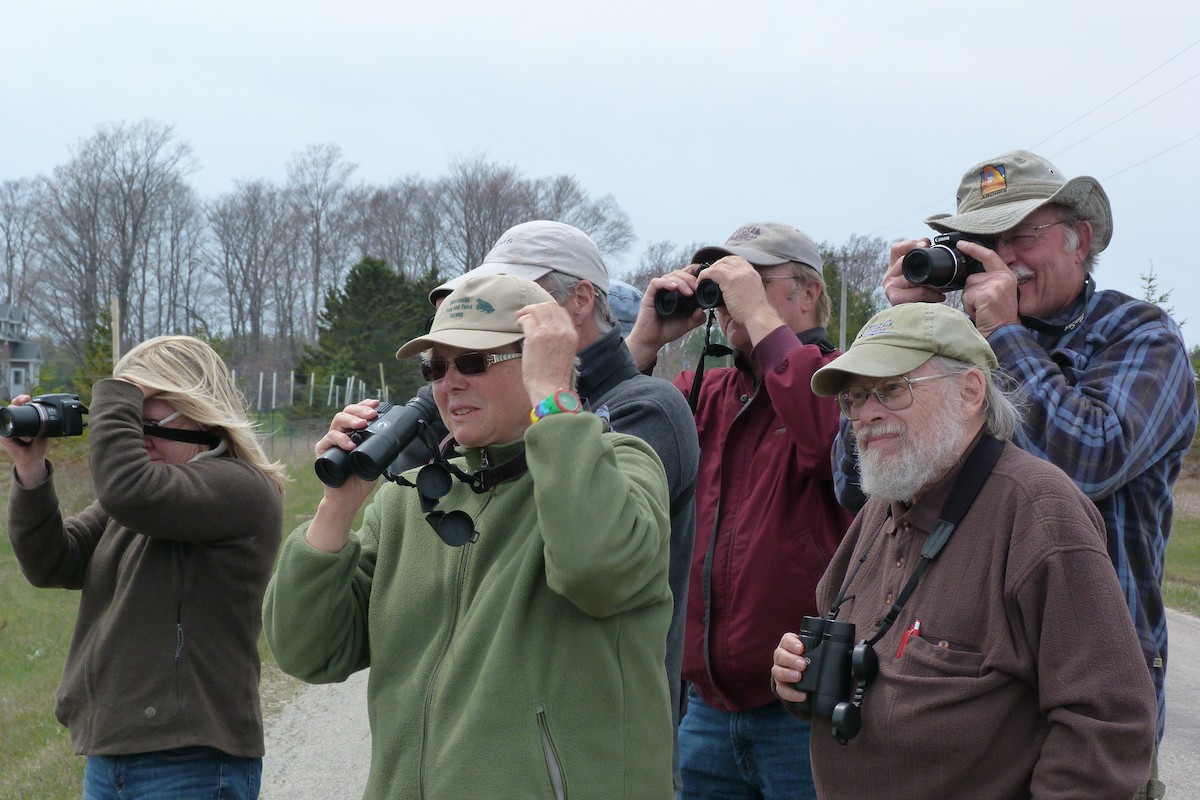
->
<box><xmin>896</xmin><ymin>619</ymin><xmax>922</xmax><ymax>658</ymax></box>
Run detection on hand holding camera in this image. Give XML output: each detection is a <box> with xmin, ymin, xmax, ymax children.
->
<box><xmin>900</xmin><ymin>232</ymin><xmax>989</xmax><ymax>291</ymax></box>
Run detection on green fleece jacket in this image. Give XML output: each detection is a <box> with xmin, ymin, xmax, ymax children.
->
<box><xmin>263</xmin><ymin>413</ymin><xmax>675</xmax><ymax>799</ymax></box>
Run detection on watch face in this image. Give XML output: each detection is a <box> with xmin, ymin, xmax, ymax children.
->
<box><xmin>556</xmin><ymin>391</ymin><xmax>581</xmax><ymax>412</ymax></box>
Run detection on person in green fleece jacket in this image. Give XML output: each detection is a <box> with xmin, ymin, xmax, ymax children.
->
<box><xmin>263</xmin><ymin>274</ymin><xmax>675</xmax><ymax>799</ymax></box>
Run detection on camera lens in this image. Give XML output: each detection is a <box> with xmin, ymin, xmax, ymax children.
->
<box><xmin>0</xmin><ymin>404</ymin><xmax>49</xmax><ymax>439</ymax></box>
<box><xmin>901</xmin><ymin>245</ymin><xmax>968</xmax><ymax>290</ymax></box>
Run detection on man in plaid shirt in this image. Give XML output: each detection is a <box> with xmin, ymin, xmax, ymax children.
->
<box><xmin>835</xmin><ymin>149</ymin><xmax>1196</xmax><ymax>800</ymax></box>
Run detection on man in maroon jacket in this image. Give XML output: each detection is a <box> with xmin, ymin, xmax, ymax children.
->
<box><xmin>627</xmin><ymin>222</ymin><xmax>853</xmax><ymax>799</ymax></box>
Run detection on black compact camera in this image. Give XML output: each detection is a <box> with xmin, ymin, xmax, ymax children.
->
<box><xmin>0</xmin><ymin>393</ymin><xmax>89</xmax><ymax>439</ymax></box>
<box><xmin>314</xmin><ymin>393</ymin><xmax>437</xmax><ymax>487</ymax></box>
<box><xmin>654</xmin><ymin>264</ymin><xmax>723</xmax><ymax>316</ymax></box>
<box><xmin>901</xmin><ymin>232</ymin><xmax>988</xmax><ymax>291</ymax></box>
<box><xmin>791</xmin><ymin>615</ymin><xmax>878</xmax><ymax>743</ymax></box>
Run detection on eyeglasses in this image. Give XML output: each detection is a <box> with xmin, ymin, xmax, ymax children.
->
<box><xmin>420</xmin><ymin>352</ymin><xmax>522</xmax><ymax>382</ymax></box>
<box><xmin>836</xmin><ymin>373</ymin><xmax>954</xmax><ymax>421</ymax></box>
<box><xmin>993</xmin><ymin>219</ymin><xmax>1068</xmax><ymax>251</ymax></box>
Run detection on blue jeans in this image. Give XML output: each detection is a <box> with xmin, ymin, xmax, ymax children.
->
<box><xmin>84</xmin><ymin>747</ymin><xmax>261</xmax><ymax>800</ymax></box>
<box><xmin>678</xmin><ymin>688</ymin><xmax>816</xmax><ymax>799</ymax></box>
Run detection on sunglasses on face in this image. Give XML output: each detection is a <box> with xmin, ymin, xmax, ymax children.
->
<box><xmin>419</xmin><ymin>351</ymin><xmax>522</xmax><ymax>382</ymax></box>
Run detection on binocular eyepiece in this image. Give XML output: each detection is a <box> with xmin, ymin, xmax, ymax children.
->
<box><xmin>314</xmin><ymin>393</ymin><xmax>437</xmax><ymax>487</ymax></box>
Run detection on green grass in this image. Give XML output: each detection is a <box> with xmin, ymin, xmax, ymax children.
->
<box><xmin>0</xmin><ymin>439</ymin><xmax>333</xmax><ymax>800</ymax></box>
<box><xmin>1165</xmin><ymin>513</ymin><xmax>1200</xmax><ymax>617</ymax></box>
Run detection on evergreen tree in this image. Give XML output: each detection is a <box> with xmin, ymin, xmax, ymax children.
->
<box><xmin>71</xmin><ymin>309</ymin><xmax>116</xmax><ymax>405</ymax></box>
<box><xmin>299</xmin><ymin>256</ymin><xmax>438</xmax><ymax>404</ymax></box>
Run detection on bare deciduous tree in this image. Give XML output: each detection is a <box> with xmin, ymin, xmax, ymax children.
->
<box><xmin>436</xmin><ymin>155</ymin><xmax>536</xmax><ymax>276</ymax></box>
<box><xmin>36</xmin><ymin>119</ymin><xmax>196</xmax><ymax>357</ymax></box>
<box><xmin>285</xmin><ymin>144</ymin><xmax>356</xmax><ymax>341</ymax></box>
<box><xmin>207</xmin><ymin>180</ymin><xmax>287</xmax><ymax>360</ymax></box>
<box><xmin>532</xmin><ymin>175</ymin><xmax>635</xmax><ymax>257</ymax></box>
<box><xmin>345</xmin><ymin>177</ymin><xmax>445</xmax><ymax>280</ymax></box>
<box><xmin>0</xmin><ymin>177</ymin><xmax>43</xmax><ymax>310</ymax></box>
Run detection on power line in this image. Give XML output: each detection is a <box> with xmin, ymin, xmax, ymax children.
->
<box><xmin>869</xmin><ymin>38</ymin><xmax>1200</xmax><ymax>240</ymax></box>
<box><xmin>1050</xmin><ymin>68</ymin><xmax>1200</xmax><ymax>159</ymax></box>
<box><xmin>1103</xmin><ymin>132</ymin><xmax>1200</xmax><ymax>181</ymax></box>
<box><xmin>1031</xmin><ymin>38</ymin><xmax>1200</xmax><ymax>150</ymax></box>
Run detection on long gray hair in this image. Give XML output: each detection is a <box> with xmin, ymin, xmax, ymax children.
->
<box><xmin>928</xmin><ymin>355</ymin><xmax>1025</xmax><ymax>440</ymax></box>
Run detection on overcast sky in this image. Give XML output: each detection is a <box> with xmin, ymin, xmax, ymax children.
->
<box><xmin>3</xmin><ymin>1</ymin><xmax>1199</xmax><ymax>349</ymax></box>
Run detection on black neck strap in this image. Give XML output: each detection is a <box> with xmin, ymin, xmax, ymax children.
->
<box><xmin>1019</xmin><ymin>275</ymin><xmax>1094</xmax><ymax>336</ymax></box>
<box><xmin>829</xmin><ymin>435</ymin><xmax>1005</xmax><ymax>645</ymax></box>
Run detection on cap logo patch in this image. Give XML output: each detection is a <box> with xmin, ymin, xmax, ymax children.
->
<box><xmin>727</xmin><ymin>225</ymin><xmax>762</xmax><ymax>243</ymax></box>
<box><xmin>474</xmin><ymin>299</ymin><xmax>495</xmax><ymax>313</ymax></box>
<box><xmin>859</xmin><ymin>319</ymin><xmax>895</xmax><ymax>338</ymax></box>
<box><xmin>980</xmin><ymin>164</ymin><xmax>1007</xmax><ymax>198</ymax></box>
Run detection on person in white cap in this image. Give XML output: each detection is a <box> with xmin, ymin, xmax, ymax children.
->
<box><xmin>264</xmin><ymin>274</ymin><xmax>676</xmax><ymax>798</ymax></box>
<box><xmin>424</xmin><ymin>220</ymin><xmax>700</xmax><ymax>791</ymax></box>
<box><xmin>838</xmin><ymin>149</ymin><xmax>1196</xmax><ymax>800</ymax></box>
<box><xmin>625</xmin><ymin>222</ymin><xmax>853</xmax><ymax>799</ymax></box>
<box><xmin>774</xmin><ymin>302</ymin><xmax>1155</xmax><ymax>800</ymax></box>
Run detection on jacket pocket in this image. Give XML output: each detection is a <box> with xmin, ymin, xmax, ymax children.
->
<box><xmin>536</xmin><ymin>704</ymin><xmax>568</xmax><ymax>800</ymax></box>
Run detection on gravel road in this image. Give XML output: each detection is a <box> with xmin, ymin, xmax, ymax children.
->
<box><xmin>261</xmin><ymin>668</ymin><xmax>370</xmax><ymax>799</ymax></box>
<box><xmin>261</xmin><ymin>609</ymin><xmax>1200</xmax><ymax>798</ymax></box>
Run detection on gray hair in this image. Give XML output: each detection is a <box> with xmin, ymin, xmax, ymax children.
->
<box><xmin>787</xmin><ymin>262</ymin><xmax>831</xmax><ymax>328</ymax></box>
<box><xmin>1054</xmin><ymin>204</ymin><xmax>1100</xmax><ymax>274</ymax></box>
<box><xmin>928</xmin><ymin>355</ymin><xmax>1025</xmax><ymax>441</ymax></box>
<box><xmin>537</xmin><ymin>272</ymin><xmax>616</xmax><ymax>334</ymax></box>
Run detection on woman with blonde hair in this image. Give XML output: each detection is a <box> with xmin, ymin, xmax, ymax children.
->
<box><xmin>5</xmin><ymin>334</ymin><xmax>284</xmax><ymax>800</ymax></box>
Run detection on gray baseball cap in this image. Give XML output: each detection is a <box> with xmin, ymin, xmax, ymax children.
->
<box><xmin>692</xmin><ymin>222</ymin><xmax>823</xmax><ymax>275</ymax></box>
<box><xmin>811</xmin><ymin>302</ymin><xmax>998</xmax><ymax>397</ymax></box>
<box><xmin>926</xmin><ymin>149</ymin><xmax>1112</xmax><ymax>252</ymax></box>
<box><xmin>430</xmin><ymin>220</ymin><xmax>610</xmax><ymax>304</ymax></box>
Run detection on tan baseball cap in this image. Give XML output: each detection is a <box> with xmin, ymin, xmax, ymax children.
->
<box><xmin>811</xmin><ymin>303</ymin><xmax>998</xmax><ymax>396</ymax></box>
<box><xmin>397</xmin><ymin>274</ymin><xmax>554</xmax><ymax>359</ymax></box>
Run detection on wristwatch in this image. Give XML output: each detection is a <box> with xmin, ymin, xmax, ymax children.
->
<box><xmin>530</xmin><ymin>389</ymin><xmax>582</xmax><ymax>424</ymax></box>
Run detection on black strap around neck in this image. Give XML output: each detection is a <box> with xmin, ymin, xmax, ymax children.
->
<box><xmin>1019</xmin><ymin>275</ymin><xmax>1094</xmax><ymax>336</ymax></box>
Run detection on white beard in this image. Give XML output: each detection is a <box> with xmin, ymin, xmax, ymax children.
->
<box><xmin>854</xmin><ymin>392</ymin><xmax>969</xmax><ymax>504</ymax></box>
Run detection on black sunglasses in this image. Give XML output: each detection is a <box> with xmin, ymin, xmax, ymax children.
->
<box><xmin>420</xmin><ymin>352</ymin><xmax>522</xmax><ymax>382</ymax></box>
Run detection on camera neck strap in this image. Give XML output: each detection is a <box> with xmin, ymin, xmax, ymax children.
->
<box><xmin>829</xmin><ymin>434</ymin><xmax>1005</xmax><ymax>647</ymax></box>
<box><xmin>1018</xmin><ymin>274</ymin><xmax>1094</xmax><ymax>337</ymax></box>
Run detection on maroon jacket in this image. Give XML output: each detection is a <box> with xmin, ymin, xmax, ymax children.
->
<box><xmin>676</xmin><ymin>325</ymin><xmax>852</xmax><ymax>711</ymax></box>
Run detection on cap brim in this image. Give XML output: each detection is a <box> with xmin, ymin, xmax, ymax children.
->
<box><xmin>396</xmin><ymin>330</ymin><xmax>524</xmax><ymax>360</ymax></box>
<box><xmin>691</xmin><ymin>245</ymin><xmax>790</xmax><ymax>267</ymax></box>
<box><xmin>810</xmin><ymin>345</ymin><xmax>933</xmax><ymax>397</ymax></box>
